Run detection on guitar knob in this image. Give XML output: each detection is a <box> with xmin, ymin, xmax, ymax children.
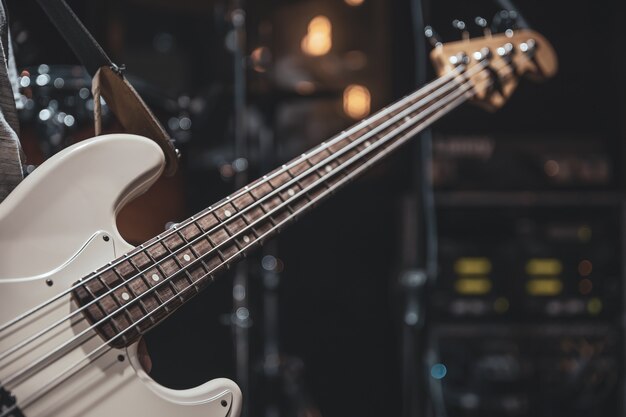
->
<box><xmin>424</xmin><ymin>26</ymin><xmax>443</xmax><ymax>48</ymax></box>
<box><xmin>452</xmin><ymin>19</ymin><xmax>470</xmax><ymax>40</ymax></box>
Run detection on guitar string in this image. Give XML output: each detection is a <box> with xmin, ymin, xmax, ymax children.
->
<box><xmin>4</xmin><ymin>70</ymin><xmax>476</xmax><ymax>386</ymax></box>
<box><xmin>0</xmin><ymin>67</ymin><xmax>467</xmax><ymax>373</ymax></box>
<box><xmin>1</xmin><ymin>60</ymin><xmax>499</xmax><ymax>394</ymax></box>
<box><xmin>0</xmin><ymin>65</ymin><xmax>474</xmax><ymax>367</ymax></box>
<box><xmin>0</xmin><ymin>66</ymin><xmax>464</xmax><ymax>339</ymax></box>
<box><xmin>11</xmin><ymin>76</ymin><xmax>485</xmax><ymax>415</ymax></box>
<box><xmin>3</xmin><ymin>68</ymin><xmax>493</xmax><ymax>412</ymax></box>
<box><xmin>8</xmin><ymin>51</ymin><xmax>530</xmax><ymax>413</ymax></box>
<box><xmin>0</xmin><ymin>61</ymin><xmax>489</xmax><ymax>389</ymax></box>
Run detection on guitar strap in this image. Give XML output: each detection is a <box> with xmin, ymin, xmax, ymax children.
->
<box><xmin>34</xmin><ymin>0</ymin><xmax>179</xmax><ymax>176</ymax></box>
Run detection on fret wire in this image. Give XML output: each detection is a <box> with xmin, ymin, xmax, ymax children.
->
<box><xmin>12</xmin><ymin>57</ymin><xmax>531</xmax><ymax>412</ymax></box>
<box><xmin>2</xmin><ymin>71</ymin><xmax>479</xmax><ymax>392</ymax></box>
<box><xmin>0</xmin><ymin>68</ymin><xmax>465</xmax><ymax>339</ymax></box>
<box><xmin>69</xmin><ymin>72</ymin><xmax>474</xmax><ymax>344</ymax></box>
<box><xmin>74</xmin><ymin>76</ymin><xmax>476</xmax><ymax>348</ymax></box>
<box><xmin>5</xmin><ymin>75</ymin><xmax>481</xmax><ymax>405</ymax></box>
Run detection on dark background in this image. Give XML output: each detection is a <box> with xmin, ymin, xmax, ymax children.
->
<box><xmin>7</xmin><ymin>0</ymin><xmax>626</xmax><ymax>416</ymax></box>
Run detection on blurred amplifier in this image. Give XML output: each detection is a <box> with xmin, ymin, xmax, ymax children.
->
<box><xmin>432</xmin><ymin>133</ymin><xmax>614</xmax><ymax>190</ymax></box>
<box><xmin>431</xmin><ymin>323</ymin><xmax>621</xmax><ymax>417</ymax></box>
<box><xmin>431</xmin><ymin>204</ymin><xmax>621</xmax><ymax>320</ymax></box>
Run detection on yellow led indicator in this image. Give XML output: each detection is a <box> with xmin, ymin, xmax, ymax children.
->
<box><xmin>526</xmin><ymin>279</ymin><xmax>563</xmax><ymax>296</ymax></box>
<box><xmin>578</xmin><ymin>225</ymin><xmax>592</xmax><ymax>242</ymax></box>
<box><xmin>454</xmin><ymin>257</ymin><xmax>492</xmax><ymax>275</ymax></box>
<box><xmin>525</xmin><ymin>258</ymin><xmax>562</xmax><ymax>276</ymax></box>
<box><xmin>454</xmin><ymin>278</ymin><xmax>492</xmax><ymax>295</ymax></box>
<box><xmin>494</xmin><ymin>297</ymin><xmax>510</xmax><ymax>313</ymax></box>
<box><xmin>587</xmin><ymin>298</ymin><xmax>602</xmax><ymax>315</ymax></box>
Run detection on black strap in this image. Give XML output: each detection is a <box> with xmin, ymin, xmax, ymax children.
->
<box><xmin>35</xmin><ymin>0</ymin><xmax>123</xmax><ymax>77</ymax></box>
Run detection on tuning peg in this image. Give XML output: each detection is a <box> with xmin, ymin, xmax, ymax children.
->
<box><xmin>424</xmin><ymin>26</ymin><xmax>443</xmax><ymax>48</ymax></box>
<box><xmin>474</xmin><ymin>16</ymin><xmax>492</xmax><ymax>37</ymax></box>
<box><xmin>492</xmin><ymin>10</ymin><xmax>519</xmax><ymax>35</ymax></box>
<box><xmin>452</xmin><ymin>19</ymin><xmax>470</xmax><ymax>41</ymax></box>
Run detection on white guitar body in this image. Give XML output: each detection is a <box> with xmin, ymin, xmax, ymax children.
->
<box><xmin>0</xmin><ymin>134</ymin><xmax>242</xmax><ymax>417</ymax></box>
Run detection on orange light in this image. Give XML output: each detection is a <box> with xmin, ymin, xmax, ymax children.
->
<box><xmin>343</xmin><ymin>84</ymin><xmax>371</xmax><ymax>119</ymax></box>
<box><xmin>544</xmin><ymin>159</ymin><xmax>559</xmax><ymax>177</ymax></box>
<box><xmin>295</xmin><ymin>81</ymin><xmax>315</xmax><ymax>95</ymax></box>
<box><xmin>578</xmin><ymin>259</ymin><xmax>593</xmax><ymax>276</ymax></box>
<box><xmin>250</xmin><ymin>46</ymin><xmax>270</xmax><ymax>73</ymax></box>
<box><xmin>345</xmin><ymin>0</ymin><xmax>365</xmax><ymax>6</ymax></box>
<box><xmin>579</xmin><ymin>278</ymin><xmax>593</xmax><ymax>295</ymax></box>
<box><xmin>301</xmin><ymin>16</ymin><xmax>332</xmax><ymax>56</ymax></box>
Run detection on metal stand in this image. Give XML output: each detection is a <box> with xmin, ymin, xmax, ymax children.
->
<box><xmin>229</xmin><ymin>4</ymin><xmax>251</xmax><ymax>417</ymax></box>
<box><xmin>398</xmin><ymin>0</ymin><xmax>436</xmax><ymax>416</ymax></box>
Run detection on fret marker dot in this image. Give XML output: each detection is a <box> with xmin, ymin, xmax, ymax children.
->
<box><xmin>364</xmin><ymin>141</ymin><xmax>371</xmax><ymax>147</ymax></box>
<box><xmin>224</xmin><ymin>209</ymin><xmax>232</xmax><ymax>217</ymax></box>
<box><xmin>183</xmin><ymin>254</ymin><xmax>191</xmax><ymax>262</ymax></box>
<box><xmin>121</xmin><ymin>292</ymin><xmax>130</xmax><ymax>301</ymax></box>
<box><xmin>325</xmin><ymin>165</ymin><xmax>332</xmax><ymax>173</ymax></box>
<box><xmin>288</xmin><ymin>188</ymin><xmax>295</xmax><ymax>197</ymax></box>
<box><xmin>152</xmin><ymin>274</ymin><xmax>160</xmax><ymax>282</ymax></box>
<box><xmin>243</xmin><ymin>235</ymin><xmax>251</xmax><ymax>243</ymax></box>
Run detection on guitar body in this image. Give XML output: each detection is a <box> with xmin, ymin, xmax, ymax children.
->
<box><xmin>0</xmin><ymin>135</ymin><xmax>241</xmax><ymax>417</ymax></box>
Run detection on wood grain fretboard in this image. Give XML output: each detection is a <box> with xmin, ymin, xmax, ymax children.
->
<box><xmin>72</xmin><ymin>69</ymin><xmax>472</xmax><ymax>349</ymax></box>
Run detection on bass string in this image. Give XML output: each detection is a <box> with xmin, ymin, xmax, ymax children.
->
<box><xmin>0</xmin><ymin>66</ymin><xmax>464</xmax><ymax>339</ymax></box>
<box><xmin>7</xmin><ymin>69</ymin><xmax>490</xmax><ymax>412</ymax></box>
<box><xmin>2</xmin><ymin>60</ymin><xmax>496</xmax><ymax>391</ymax></box>
<box><xmin>0</xmin><ymin>65</ymin><xmax>477</xmax><ymax>369</ymax></box>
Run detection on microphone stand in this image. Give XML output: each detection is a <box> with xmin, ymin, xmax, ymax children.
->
<box><xmin>229</xmin><ymin>3</ymin><xmax>251</xmax><ymax>416</ymax></box>
<box><xmin>399</xmin><ymin>0</ymin><xmax>437</xmax><ymax>416</ymax></box>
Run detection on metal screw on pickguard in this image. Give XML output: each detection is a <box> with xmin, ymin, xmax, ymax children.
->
<box><xmin>103</xmin><ymin>235</ymin><xmax>110</xmax><ymax>242</ymax></box>
<box><xmin>46</xmin><ymin>279</ymin><xmax>54</xmax><ymax>287</ymax></box>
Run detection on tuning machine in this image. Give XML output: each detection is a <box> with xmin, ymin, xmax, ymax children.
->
<box><xmin>424</xmin><ymin>26</ymin><xmax>443</xmax><ymax>48</ymax></box>
<box><xmin>474</xmin><ymin>16</ymin><xmax>491</xmax><ymax>38</ymax></box>
<box><xmin>491</xmin><ymin>10</ymin><xmax>520</xmax><ymax>36</ymax></box>
<box><xmin>452</xmin><ymin>19</ymin><xmax>470</xmax><ymax>41</ymax></box>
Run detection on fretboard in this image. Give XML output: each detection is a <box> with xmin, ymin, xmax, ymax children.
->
<box><xmin>72</xmin><ymin>68</ymin><xmax>474</xmax><ymax>349</ymax></box>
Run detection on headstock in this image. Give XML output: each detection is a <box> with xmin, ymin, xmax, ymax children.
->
<box><xmin>429</xmin><ymin>26</ymin><xmax>557</xmax><ymax>111</ymax></box>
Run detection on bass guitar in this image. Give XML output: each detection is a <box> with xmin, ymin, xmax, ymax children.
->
<box><xmin>0</xmin><ymin>29</ymin><xmax>556</xmax><ymax>417</ymax></box>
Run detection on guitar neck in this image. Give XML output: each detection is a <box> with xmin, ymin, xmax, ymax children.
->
<box><xmin>72</xmin><ymin>69</ymin><xmax>473</xmax><ymax>349</ymax></box>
